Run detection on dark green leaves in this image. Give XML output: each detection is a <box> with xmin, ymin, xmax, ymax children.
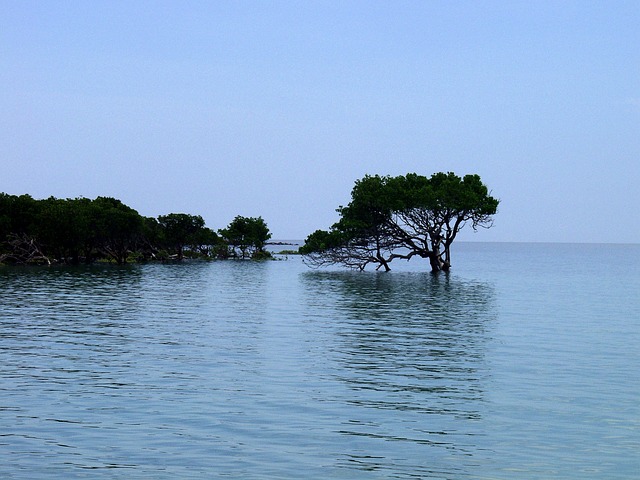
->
<box><xmin>301</xmin><ymin>172</ymin><xmax>499</xmax><ymax>271</ymax></box>
<box><xmin>219</xmin><ymin>216</ymin><xmax>272</xmax><ymax>259</ymax></box>
<box><xmin>1</xmin><ymin>193</ymin><xmax>272</xmax><ymax>265</ymax></box>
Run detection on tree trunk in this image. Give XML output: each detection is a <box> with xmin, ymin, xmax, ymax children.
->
<box><xmin>428</xmin><ymin>251</ymin><xmax>442</xmax><ymax>272</ymax></box>
<box><xmin>442</xmin><ymin>242</ymin><xmax>452</xmax><ymax>271</ymax></box>
<box><xmin>376</xmin><ymin>258</ymin><xmax>391</xmax><ymax>272</ymax></box>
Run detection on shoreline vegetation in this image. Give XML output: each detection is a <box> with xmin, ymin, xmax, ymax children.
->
<box><xmin>0</xmin><ymin>193</ymin><xmax>275</xmax><ymax>266</ymax></box>
<box><xmin>2</xmin><ymin>171</ymin><xmax>497</xmax><ymax>271</ymax></box>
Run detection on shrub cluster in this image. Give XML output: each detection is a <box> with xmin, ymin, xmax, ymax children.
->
<box><xmin>0</xmin><ymin>193</ymin><xmax>271</xmax><ymax>265</ymax></box>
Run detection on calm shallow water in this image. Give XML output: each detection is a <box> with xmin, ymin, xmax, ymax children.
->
<box><xmin>1</xmin><ymin>243</ymin><xmax>639</xmax><ymax>479</ymax></box>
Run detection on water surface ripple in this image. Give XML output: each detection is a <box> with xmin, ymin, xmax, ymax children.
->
<box><xmin>1</xmin><ymin>243</ymin><xmax>639</xmax><ymax>479</ymax></box>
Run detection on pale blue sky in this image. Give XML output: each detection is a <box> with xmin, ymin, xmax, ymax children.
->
<box><xmin>2</xmin><ymin>1</ymin><xmax>639</xmax><ymax>242</ymax></box>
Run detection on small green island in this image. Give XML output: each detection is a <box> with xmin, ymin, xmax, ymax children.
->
<box><xmin>0</xmin><ymin>194</ymin><xmax>272</xmax><ymax>265</ymax></box>
<box><xmin>1</xmin><ymin>171</ymin><xmax>497</xmax><ymax>270</ymax></box>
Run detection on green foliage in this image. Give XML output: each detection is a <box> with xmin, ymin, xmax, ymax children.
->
<box><xmin>0</xmin><ymin>194</ymin><xmax>39</xmax><ymax>238</ymax></box>
<box><xmin>277</xmin><ymin>249</ymin><xmax>300</xmax><ymax>255</ymax></box>
<box><xmin>191</xmin><ymin>227</ymin><xmax>221</xmax><ymax>257</ymax></box>
<box><xmin>0</xmin><ymin>195</ymin><xmax>145</xmax><ymax>264</ymax></box>
<box><xmin>251</xmin><ymin>249</ymin><xmax>274</xmax><ymax>260</ymax></box>
<box><xmin>91</xmin><ymin>197</ymin><xmax>144</xmax><ymax>264</ymax></box>
<box><xmin>35</xmin><ymin>197</ymin><xmax>87</xmax><ymax>263</ymax></box>
<box><xmin>301</xmin><ymin>172</ymin><xmax>499</xmax><ymax>272</ymax></box>
<box><xmin>0</xmin><ymin>193</ymin><xmax>273</xmax><ymax>265</ymax></box>
<box><xmin>219</xmin><ymin>216</ymin><xmax>272</xmax><ymax>259</ymax></box>
<box><xmin>298</xmin><ymin>229</ymin><xmax>344</xmax><ymax>254</ymax></box>
<box><xmin>158</xmin><ymin>213</ymin><xmax>207</xmax><ymax>260</ymax></box>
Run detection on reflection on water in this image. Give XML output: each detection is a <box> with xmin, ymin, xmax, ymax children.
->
<box><xmin>1</xmin><ymin>262</ymin><xmax>499</xmax><ymax>479</ymax></box>
<box><xmin>4</xmin><ymin>251</ymin><xmax>636</xmax><ymax>479</ymax></box>
<box><xmin>301</xmin><ymin>270</ymin><xmax>496</xmax><ymax>476</ymax></box>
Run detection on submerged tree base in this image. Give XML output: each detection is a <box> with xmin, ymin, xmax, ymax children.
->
<box><xmin>300</xmin><ymin>172</ymin><xmax>498</xmax><ymax>272</ymax></box>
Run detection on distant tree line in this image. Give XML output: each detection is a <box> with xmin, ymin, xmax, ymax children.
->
<box><xmin>0</xmin><ymin>193</ymin><xmax>271</xmax><ymax>265</ymax></box>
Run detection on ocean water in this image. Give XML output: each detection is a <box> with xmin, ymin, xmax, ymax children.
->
<box><xmin>1</xmin><ymin>242</ymin><xmax>638</xmax><ymax>479</ymax></box>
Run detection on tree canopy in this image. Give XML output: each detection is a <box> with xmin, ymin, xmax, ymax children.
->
<box><xmin>0</xmin><ymin>193</ymin><xmax>272</xmax><ymax>265</ymax></box>
<box><xmin>219</xmin><ymin>215</ymin><xmax>272</xmax><ymax>259</ymax></box>
<box><xmin>158</xmin><ymin>213</ymin><xmax>208</xmax><ymax>260</ymax></box>
<box><xmin>299</xmin><ymin>172</ymin><xmax>499</xmax><ymax>272</ymax></box>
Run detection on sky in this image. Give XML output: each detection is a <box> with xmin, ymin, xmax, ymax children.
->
<box><xmin>1</xmin><ymin>1</ymin><xmax>639</xmax><ymax>243</ymax></box>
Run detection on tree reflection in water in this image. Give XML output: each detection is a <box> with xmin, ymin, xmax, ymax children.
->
<box><xmin>301</xmin><ymin>270</ymin><xmax>497</xmax><ymax>476</ymax></box>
